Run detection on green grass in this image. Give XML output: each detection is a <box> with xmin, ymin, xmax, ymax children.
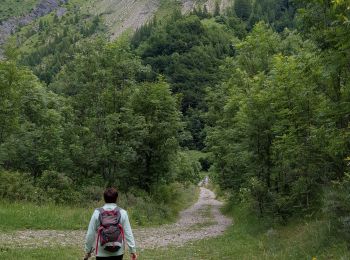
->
<box><xmin>0</xmin><ymin>247</ymin><xmax>82</xmax><ymax>260</ymax></box>
<box><xmin>0</xmin><ymin>0</ymin><xmax>39</xmax><ymax>22</ymax></box>
<box><xmin>0</xmin><ymin>184</ymin><xmax>199</xmax><ymax>232</ymax></box>
<box><xmin>0</xmin><ymin>201</ymin><xmax>95</xmax><ymax>232</ymax></box>
<box><xmin>155</xmin><ymin>0</ymin><xmax>182</xmax><ymax>20</ymax></box>
<box><xmin>183</xmin><ymin>150</ymin><xmax>208</xmax><ymax>161</ymax></box>
<box><xmin>139</xmin><ymin>204</ymin><xmax>350</xmax><ymax>260</ymax></box>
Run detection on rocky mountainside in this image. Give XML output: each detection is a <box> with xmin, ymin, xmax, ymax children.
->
<box><xmin>0</xmin><ymin>0</ymin><xmax>67</xmax><ymax>45</ymax></box>
<box><xmin>0</xmin><ymin>0</ymin><xmax>234</xmax><ymax>53</ymax></box>
<box><xmin>87</xmin><ymin>0</ymin><xmax>233</xmax><ymax>39</ymax></box>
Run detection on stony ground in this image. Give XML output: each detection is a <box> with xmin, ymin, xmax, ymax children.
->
<box><xmin>0</xmin><ymin>187</ymin><xmax>232</xmax><ymax>251</ymax></box>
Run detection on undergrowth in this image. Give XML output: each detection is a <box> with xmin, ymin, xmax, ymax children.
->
<box><xmin>139</xmin><ymin>203</ymin><xmax>350</xmax><ymax>259</ymax></box>
<box><xmin>0</xmin><ymin>183</ymin><xmax>199</xmax><ymax>232</ymax></box>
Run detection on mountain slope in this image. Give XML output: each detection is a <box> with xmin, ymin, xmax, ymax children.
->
<box><xmin>0</xmin><ymin>0</ymin><xmax>234</xmax><ymax>47</ymax></box>
<box><xmin>86</xmin><ymin>0</ymin><xmax>161</xmax><ymax>40</ymax></box>
<box><xmin>0</xmin><ymin>0</ymin><xmax>67</xmax><ymax>45</ymax></box>
<box><xmin>86</xmin><ymin>0</ymin><xmax>234</xmax><ymax>39</ymax></box>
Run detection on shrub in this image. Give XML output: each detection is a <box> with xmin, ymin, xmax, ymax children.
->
<box><xmin>0</xmin><ymin>171</ymin><xmax>39</xmax><ymax>201</ymax></box>
<box><xmin>81</xmin><ymin>185</ymin><xmax>104</xmax><ymax>203</ymax></box>
<box><xmin>324</xmin><ymin>173</ymin><xmax>350</xmax><ymax>245</ymax></box>
<box><xmin>37</xmin><ymin>170</ymin><xmax>80</xmax><ymax>204</ymax></box>
<box><xmin>199</xmin><ymin>157</ymin><xmax>211</xmax><ymax>171</ymax></box>
<box><xmin>174</xmin><ymin>153</ymin><xmax>201</xmax><ymax>185</ymax></box>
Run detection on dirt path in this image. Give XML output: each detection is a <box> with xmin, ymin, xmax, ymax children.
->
<box><xmin>0</xmin><ymin>187</ymin><xmax>232</xmax><ymax>250</ymax></box>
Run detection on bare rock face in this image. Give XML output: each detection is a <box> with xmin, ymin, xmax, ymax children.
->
<box><xmin>181</xmin><ymin>0</ymin><xmax>233</xmax><ymax>14</ymax></box>
<box><xmin>181</xmin><ymin>0</ymin><xmax>196</xmax><ymax>14</ymax></box>
<box><xmin>0</xmin><ymin>0</ymin><xmax>234</xmax><ymax>57</ymax></box>
<box><xmin>88</xmin><ymin>0</ymin><xmax>161</xmax><ymax>40</ymax></box>
<box><xmin>0</xmin><ymin>0</ymin><xmax>68</xmax><ymax>45</ymax></box>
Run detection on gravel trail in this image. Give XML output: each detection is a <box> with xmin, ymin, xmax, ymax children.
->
<box><xmin>0</xmin><ymin>187</ymin><xmax>232</xmax><ymax>250</ymax></box>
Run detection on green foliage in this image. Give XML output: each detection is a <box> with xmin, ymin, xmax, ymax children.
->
<box><xmin>0</xmin><ymin>182</ymin><xmax>198</xmax><ymax>231</ymax></box>
<box><xmin>234</xmin><ymin>0</ymin><xmax>252</xmax><ymax>21</ymax></box>
<box><xmin>135</xmin><ymin>12</ymin><xmax>234</xmax><ymax>149</ymax></box>
<box><xmin>173</xmin><ymin>152</ymin><xmax>201</xmax><ymax>185</ymax></box>
<box><xmin>236</xmin><ymin>22</ymin><xmax>281</xmax><ymax>75</ymax></box>
<box><xmin>1</xmin><ymin>35</ymin><xmax>199</xmax><ymax>205</ymax></box>
<box><xmin>0</xmin><ymin>171</ymin><xmax>38</xmax><ymax>201</ymax></box>
<box><xmin>37</xmin><ymin>170</ymin><xmax>79</xmax><ymax>204</ymax></box>
<box><xmin>12</xmin><ymin>6</ymin><xmax>104</xmax><ymax>84</ymax></box>
<box><xmin>0</xmin><ymin>0</ymin><xmax>38</xmax><ymax>23</ymax></box>
<box><xmin>0</xmin><ymin>201</ymin><xmax>92</xmax><ymax>231</ymax></box>
<box><xmin>141</xmin><ymin>203</ymin><xmax>349</xmax><ymax>259</ymax></box>
<box><xmin>0</xmin><ymin>247</ymin><xmax>82</xmax><ymax>260</ymax></box>
<box><xmin>249</xmin><ymin>0</ymin><xmax>296</xmax><ymax>31</ymax></box>
<box><xmin>324</xmin><ymin>173</ymin><xmax>350</xmax><ymax>245</ymax></box>
<box><xmin>206</xmin><ymin>18</ymin><xmax>350</xmax><ymax>222</ymax></box>
<box><xmin>130</xmin><ymin>80</ymin><xmax>182</xmax><ymax>190</ymax></box>
<box><xmin>0</xmin><ymin>60</ymin><xmax>67</xmax><ymax>176</ymax></box>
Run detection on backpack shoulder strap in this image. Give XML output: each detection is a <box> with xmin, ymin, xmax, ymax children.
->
<box><xmin>112</xmin><ymin>207</ymin><xmax>122</xmax><ymax>223</ymax></box>
<box><xmin>97</xmin><ymin>207</ymin><xmax>105</xmax><ymax>224</ymax></box>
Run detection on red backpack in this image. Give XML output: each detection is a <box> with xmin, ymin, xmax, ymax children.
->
<box><xmin>95</xmin><ymin>208</ymin><xmax>125</xmax><ymax>254</ymax></box>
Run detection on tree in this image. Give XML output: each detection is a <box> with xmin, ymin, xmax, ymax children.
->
<box><xmin>234</xmin><ymin>0</ymin><xmax>252</xmax><ymax>21</ymax></box>
<box><xmin>130</xmin><ymin>80</ymin><xmax>182</xmax><ymax>190</ymax></box>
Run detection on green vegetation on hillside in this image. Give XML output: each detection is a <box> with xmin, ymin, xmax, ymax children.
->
<box><xmin>132</xmin><ymin>12</ymin><xmax>234</xmax><ymax>149</ymax></box>
<box><xmin>9</xmin><ymin>5</ymin><xmax>105</xmax><ymax>83</ymax></box>
<box><xmin>0</xmin><ymin>0</ymin><xmax>38</xmax><ymax>22</ymax></box>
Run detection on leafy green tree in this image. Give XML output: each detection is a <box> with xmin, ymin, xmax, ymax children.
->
<box><xmin>130</xmin><ymin>80</ymin><xmax>182</xmax><ymax>190</ymax></box>
<box><xmin>214</xmin><ymin>1</ymin><xmax>220</xmax><ymax>17</ymax></box>
<box><xmin>137</xmin><ymin>14</ymin><xmax>234</xmax><ymax>149</ymax></box>
<box><xmin>0</xmin><ymin>61</ymin><xmax>21</xmax><ymax>144</ymax></box>
<box><xmin>234</xmin><ymin>0</ymin><xmax>252</xmax><ymax>21</ymax></box>
<box><xmin>0</xmin><ymin>60</ymin><xmax>68</xmax><ymax>176</ymax></box>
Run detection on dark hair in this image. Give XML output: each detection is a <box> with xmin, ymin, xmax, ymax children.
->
<box><xmin>104</xmin><ymin>187</ymin><xmax>118</xmax><ymax>203</ymax></box>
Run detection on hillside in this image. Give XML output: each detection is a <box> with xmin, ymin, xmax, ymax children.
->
<box><xmin>89</xmin><ymin>0</ymin><xmax>234</xmax><ymax>38</ymax></box>
<box><xmin>0</xmin><ymin>0</ymin><xmax>234</xmax><ymax>49</ymax></box>
<box><xmin>0</xmin><ymin>0</ymin><xmax>67</xmax><ymax>45</ymax></box>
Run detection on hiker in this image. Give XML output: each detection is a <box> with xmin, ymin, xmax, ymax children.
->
<box><xmin>84</xmin><ymin>187</ymin><xmax>137</xmax><ymax>260</ymax></box>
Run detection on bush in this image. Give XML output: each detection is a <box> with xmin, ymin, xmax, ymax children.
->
<box><xmin>174</xmin><ymin>153</ymin><xmax>201</xmax><ymax>185</ymax></box>
<box><xmin>81</xmin><ymin>185</ymin><xmax>104</xmax><ymax>203</ymax></box>
<box><xmin>199</xmin><ymin>157</ymin><xmax>211</xmax><ymax>171</ymax></box>
<box><xmin>0</xmin><ymin>171</ymin><xmax>39</xmax><ymax>201</ymax></box>
<box><xmin>324</xmin><ymin>173</ymin><xmax>350</xmax><ymax>245</ymax></box>
<box><xmin>37</xmin><ymin>170</ymin><xmax>80</xmax><ymax>204</ymax></box>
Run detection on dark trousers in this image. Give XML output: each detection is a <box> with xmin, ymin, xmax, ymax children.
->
<box><xmin>96</xmin><ymin>255</ymin><xmax>123</xmax><ymax>260</ymax></box>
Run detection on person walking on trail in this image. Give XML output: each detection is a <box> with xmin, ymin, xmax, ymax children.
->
<box><xmin>84</xmin><ymin>187</ymin><xmax>137</xmax><ymax>260</ymax></box>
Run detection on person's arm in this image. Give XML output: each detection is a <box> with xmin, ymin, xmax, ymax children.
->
<box><xmin>85</xmin><ymin>209</ymin><xmax>99</xmax><ymax>257</ymax></box>
<box><xmin>121</xmin><ymin>210</ymin><xmax>137</xmax><ymax>258</ymax></box>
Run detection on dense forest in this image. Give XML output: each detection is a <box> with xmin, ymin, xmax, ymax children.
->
<box><xmin>1</xmin><ymin>0</ymin><xmax>350</xmax><ymax>253</ymax></box>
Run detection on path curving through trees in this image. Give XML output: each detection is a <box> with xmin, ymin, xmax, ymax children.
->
<box><xmin>0</xmin><ymin>187</ymin><xmax>232</xmax><ymax>250</ymax></box>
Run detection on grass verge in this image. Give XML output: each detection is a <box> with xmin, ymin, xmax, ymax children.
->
<box><xmin>139</xmin><ymin>203</ymin><xmax>350</xmax><ymax>260</ymax></box>
<box><xmin>0</xmin><ymin>202</ymin><xmax>93</xmax><ymax>231</ymax></box>
<box><xmin>0</xmin><ymin>247</ymin><xmax>81</xmax><ymax>260</ymax></box>
<box><xmin>1</xmin><ymin>199</ymin><xmax>349</xmax><ymax>259</ymax></box>
<box><xmin>0</xmin><ymin>184</ymin><xmax>199</xmax><ymax>232</ymax></box>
